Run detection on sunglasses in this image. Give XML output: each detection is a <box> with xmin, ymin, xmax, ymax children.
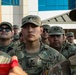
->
<box><xmin>43</xmin><ymin>29</ymin><xmax>49</xmax><ymax>33</ymax></box>
<box><xmin>0</xmin><ymin>27</ymin><xmax>11</xmax><ymax>32</ymax></box>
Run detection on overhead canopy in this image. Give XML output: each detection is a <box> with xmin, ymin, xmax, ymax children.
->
<box><xmin>42</xmin><ymin>11</ymin><xmax>76</xmax><ymax>24</ymax></box>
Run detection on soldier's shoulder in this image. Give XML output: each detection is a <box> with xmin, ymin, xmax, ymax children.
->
<box><xmin>42</xmin><ymin>43</ymin><xmax>57</xmax><ymax>51</ymax></box>
<box><xmin>63</xmin><ymin>41</ymin><xmax>75</xmax><ymax>49</ymax></box>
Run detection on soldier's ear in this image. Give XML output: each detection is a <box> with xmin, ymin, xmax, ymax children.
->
<box><xmin>40</xmin><ymin>27</ymin><xmax>43</xmax><ymax>35</ymax></box>
<box><xmin>11</xmin><ymin>30</ymin><xmax>14</xmax><ymax>36</ymax></box>
<box><xmin>63</xmin><ymin>35</ymin><xmax>66</xmax><ymax>41</ymax></box>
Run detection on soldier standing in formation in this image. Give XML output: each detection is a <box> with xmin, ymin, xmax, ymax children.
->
<box><xmin>41</xmin><ymin>24</ymin><xmax>50</xmax><ymax>45</ymax></box>
<box><xmin>14</xmin><ymin>15</ymin><xmax>66</xmax><ymax>75</ymax></box>
<box><xmin>13</xmin><ymin>25</ymin><xmax>20</xmax><ymax>46</ymax></box>
<box><xmin>48</xmin><ymin>26</ymin><xmax>76</xmax><ymax>75</ymax></box>
<box><xmin>66</xmin><ymin>32</ymin><xmax>76</xmax><ymax>46</ymax></box>
<box><xmin>48</xmin><ymin>26</ymin><xmax>76</xmax><ymax>59</ymax></box>
<box><xmin>0</xmin><ymin>22</ymin><xmax>17</xmax><ymax>56</ymax></box>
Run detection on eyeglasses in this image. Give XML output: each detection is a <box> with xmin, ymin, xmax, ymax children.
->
<box><xmin>0</xmin><ymin>27</ymin><xmax>11</xmax><ymax>32</ymax></box>
<box><xmin>43</xmin><ymin>29</ymin><xmax>49</xmax><ymax>33</ymax></box>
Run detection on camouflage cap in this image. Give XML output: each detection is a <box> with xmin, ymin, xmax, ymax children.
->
<box><xmin>22</xmin><ymin>15</ymin><xmax>42</xmax><ymax>27</ymax></box>
<box><xmin>66</xmin><ymin>32</ymin><xmax>74</xmax><ymax>37</ymax></box>
<box><xmin>0</xmin><ymin>22</ymin><xmax>12</xmax><ymax>29</ymax></box>
<box><xmin>49</xmin><ymin>26</ymin><xmax>65</xmax><ymax>35</ymax></box>
<box><xmin>69</xmin><ymin>9</ymin><xmax>76</xmax><ymax>21</ymax></box>
<box><xmin>13</xmin><ymin>25</ymin><xmax>19</xmax><ymax>29</ymax></box>
<box><xmin>41</xmin><ymin>24</ymin><xmax>50</xmax><ymax>30</ymax></box>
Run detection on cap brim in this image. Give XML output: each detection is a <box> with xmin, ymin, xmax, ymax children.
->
<box><xmin>49</xmin><ymin>33</ymin><xmax>63</xmax><ymax>35</ymax></box>
<box><xmin>21</xmin><ymin>22</ymin><xmax>39</xmax><ymax>27</ymax></box>
<box><xmin>0</xmin><ymin>24</ymin><xmax>12</xmax><ymax>29</ymax></box>
<box><xmin>69</xmin><ymin>9</ymin><xmax>76</xmax><ymax>21</ymax></box>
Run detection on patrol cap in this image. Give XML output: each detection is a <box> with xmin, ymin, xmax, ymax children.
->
<box><xmin>13</xmin><ymin>25</ymin><xmax>19</xmax><ymax>29</ymax></box>
<box><xmin>66</xmin><ymin>32</ymin><xmax>74</xmax><ymax>37</ymax></box>
<box><xmin>49</xmin><ymin>26</ymin><xmax>65</xmax><ymax>35</ymax></box>
<box><xmin>22</xmin><ymin>15</ymin><xmax>42</xmax><ymax>27</ymax></box>
<box><xmin>41</xmin><ymin>24</ymin><xmax>50</xmax><ymax>30</ymax></box>
<box><xmin>69</xmin><ymin>9</ymin><xmax>76</xmax><ymax>21</ymax></box>
<box><xmin>0</xmin><ymin>22</ymin><xmax>12</xmax><ymax>29</ymax></box>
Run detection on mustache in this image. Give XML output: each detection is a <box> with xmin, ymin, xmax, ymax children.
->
<box><xmin>27</xmin><ymin>33</ymin><xmax>35</xmax><ymax>36</ymax></box>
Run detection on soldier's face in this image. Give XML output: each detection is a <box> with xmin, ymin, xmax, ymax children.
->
<box><xmin>0</xmin><ymin>25</ymin><xmax>13</xmax><ymax>40</ymax></box>
<box><xmin>22</xmin><ymin>23</ymin><xmax>43</xmax><ymax>42</ymax></box>
<box><xmin>13</xmin><ymin>28</ymin><xmax>19</xmax><ymax>34</ymax></box>
<box><xmin>66</xmin><ymin>36</ymin><xmax>74</xmax><ymax>43</ymax></box>
<box><xmin>41</xmin><ymin>29</ymin><xmax>49</xmax><ymax>39</ymax></box>
<box><xmin>48</xmin><ymin>35</ymin><xmax>65</xmax><ymax>50</ymax></box>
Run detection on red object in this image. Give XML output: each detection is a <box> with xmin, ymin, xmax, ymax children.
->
<box><xmin>0</xmin><ymin>63</ymin><xmax>11</xmax><ymax>75</ymax></box>
<box><xmin>0</xmin><ymin>60</ymin><xmax>18</xmax><ymax>75</ymax></box>
<box><xmin>11</xmin><ymin>60</ymin><xmax>18</xmax><ymax>68</ymax></box>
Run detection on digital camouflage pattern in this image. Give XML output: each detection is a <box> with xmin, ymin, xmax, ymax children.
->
<box><xmin>0</xmin><ymin>42</ymin><xmax>17</xmax><ymax>56</ymax></box>
<box><xmin>48</xmin><ymin>60</ymin><xmax>71</xmax><ymax>75</ymax></box>
<box><xmin>22</xmin><ymin>15</ymin><xmax>42</xmax><ymax>27</ymax></box>
<box><xmin>0</xmin><ymin>22</ymin><xmax>13</xmax><ymax>29</ymax></box>
<box><xmin>59</xmin><ymin>41</ymin><xmax>76</xmax><ymax>75</ymax></box>
<box><xmin>13</xmin><ymin>25</ymin><xmax>19</xmax><ymax>29</ymax></box>
<box><xmin>41</xmin><ymin>24</ymin><xmax>50</xmax><ymax>30</ymax></box>
<box><xmin>59</xmin><ymin>41</ymin><xmax>76</xmax><ymax>59</ymax></box>
<box><xmin>15</xmin><ymin>42</ymin><xmax>66</xmax><ymax>75</ymax></box>
<box><xmin>48</xmin><ymin>26</ymin><xmax>65</xmax><ymax>35</ymax></box>
<box><xmin>16</xmin><ymin>44</ymin><xmax>65</xmax><ymax>75</ymax></box>
<box><xmin>69</xmin><ymin>9</ymin><xmax>76</xmax><ymax>75</ymax></box>
<box><xmin>69</xmin><ymin>55</ymin><xmax>76</xmax><ymax>75</ymax></box>
<box><xmin>66</xmin><ymin>32</ymin><xmax>74</xmax><ymax>37</ymax></box>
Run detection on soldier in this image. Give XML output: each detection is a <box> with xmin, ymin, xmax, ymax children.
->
<box><xmin>41</xmin><ymin>24</ymin><xmax>50</xmax><ymax>45</ymax></box>
<box><xmin>69</xmin><ymin>9</ymin><xmax>76</xmax><ymax>75</ymax></box>
<box><xmin>48</xmin><ymin>26</ymin><xmax>76</xmax><ymax>75</ymax></box>
<box><xmin>48</xmin><ymin>26</ymin><xmax>76</xmax><ymax>59</ymax></box>
<box><xmin>13</xmin><ymin>25</ymin><xmax>19</xmax><ymax>35</ymax></box>
<box><xmin>66</xmin><ymin>32</ymin><xmax>76</xmax><ymax>46</ymax></box>
<box><xmin>13</xmin><ymin>25</ymin><xmax>19</xmax><ymax>43</ymax></box>
<box><xmin>18</xmin><ymin>31</ymin><xmax>26</xmax><ymax>46</ymax></box>
<box><xmin>15</xmin><ymin>15</ymin><xmax>66</xmax><ymax>75</ymax></box>
<box><xmin>13</xmin><ymin>25</ymin><xmax>20</xmax><ymax>46</ymax></box>
<box><xmin>0</xmin><ymin>22</ymin><xmax>17</xmax><ymax>56</ymax></box>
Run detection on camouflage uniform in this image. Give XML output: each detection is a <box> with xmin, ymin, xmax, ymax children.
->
<box><xmin>59</xmin><ymin>41</ymin><xmax>76</xmax><ymax>59</ymax></box>
<box><xmin>0</xmin><ymin>22</ymin><xmax>17</xmax><ymax>56</ymax></box>
<box><xmin>15</xmin><ymin>42</ymin><xmax>66</xmax><ymax>75</ymax></box>
<box><xmin>0</xmin><ymin>42</ymin><xmax>17</xmax><ymax>56</ymax></box>
<box><xmin>69</xmin><ymin>9</ymin><xmax>76</xmax><ymax>75</ymax></box>
<box><xmin>15</xmin><ymin>15</ymin><xmax>66</xmax><ymax>75</ymax></box>
<box><xmin>48</xmin><ymin>26</ymin><xmax>76</xmax><ymax>75</ymax></box>
<box><xmin>48</xmin><ymin>26</ymin><xmax>76</xmax><ymax>58</ymax></box>
<box><xmin>66</xmin><ymin>32</ymin><xmax>76</xmax><ymax>46</ymax></box>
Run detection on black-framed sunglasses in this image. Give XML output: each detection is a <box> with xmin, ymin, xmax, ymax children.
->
<box><xmin>43</xmin><ymin>29</ymin><xmax>49</xmax><ymax>33</ymax></box>
<box><xmin>0</xmin><ymin>27</ymin><xmax>11</xmax><ymax>32</ymax></box>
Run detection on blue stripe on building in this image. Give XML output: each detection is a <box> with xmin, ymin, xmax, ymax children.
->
<box><xmin>38</xmin><ymin>0</ymin><xmax>76</xmax><ymax>11</ymax></box>
<box><xmin>2</xmin><ymin>0</ymin><xmax>19</xmax><ymax>5</ymax></box>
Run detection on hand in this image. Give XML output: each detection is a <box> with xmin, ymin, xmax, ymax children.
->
<box><xmin>8</xmin><ymin>56</ymin><xmax>28</xmax><ymax>75</ymax></box>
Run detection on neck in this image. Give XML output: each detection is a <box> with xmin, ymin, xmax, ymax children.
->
<box><xmin>25</xmin><ymin>40</ymin><xmax>40</xmax><ymax>53</ymax></box>
<box><xmin>0</xmin><ymin>39</ymin><xmax>12</xmax><ymax>46</ymax></box>
<box><xmin>42</xmin><ymin>38</ymin><xmax>49</xmax><ymax>45</ymax></box>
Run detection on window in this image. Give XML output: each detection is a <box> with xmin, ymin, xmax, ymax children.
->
<box><xmin>38</xmin><ymin>0</ymin><xmax>76</xmax><ymax>11</ymax></box>
<box><xmin>2</xmin><ymin>0</ymin><xmax>19</xmax><ymax>5</ymax></box>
